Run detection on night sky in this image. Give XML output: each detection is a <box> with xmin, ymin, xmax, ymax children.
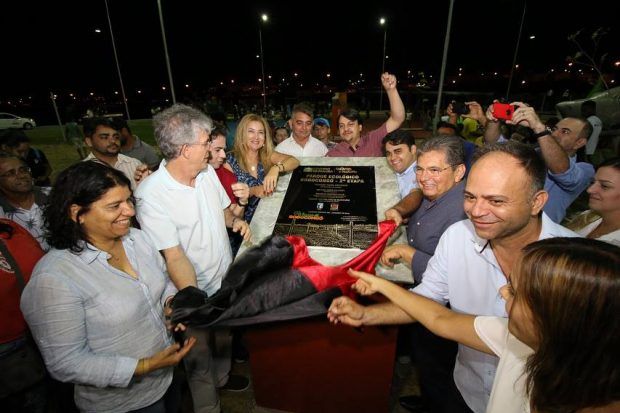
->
<box><xmin>2</xmin><ymin>0</ymin><xmax>618</xmax><ymax>99</ymax></box>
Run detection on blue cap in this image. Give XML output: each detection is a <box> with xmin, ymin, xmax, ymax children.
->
<box><xmin>313</xmin><ymin>117</ymin><xmax>330</xmax><ymax>127</ymax></box>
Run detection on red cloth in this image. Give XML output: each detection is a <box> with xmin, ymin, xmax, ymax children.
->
<box><xmin>287</xmin><ymin>220</ymin><xmax>397</xmax><ymax>295</ymax></box>
<box><xmin>215</xmin><ymin>166</ymin><xmax>238</xmax><ymax>204</ymax></box>
<box><xmin>0</xmin><ymin>219</ymin><xmax>45</xmax><ymax>343</ymax></box>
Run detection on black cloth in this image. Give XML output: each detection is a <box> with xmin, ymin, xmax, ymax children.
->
<box><xmin>171</xmin><ymin>235</ymin><xmax>341</xmax><ymax>328</ymax></box>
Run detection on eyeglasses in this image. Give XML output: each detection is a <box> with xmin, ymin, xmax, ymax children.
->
<box><xmin>187</xmin><ymin>139</ymin><xmax>211</xmax><ymax>149</ymax></box>
<box><xmin>0</xmin><ymin>166</ymin><xmax>31</xmax><ymax>179</ymax></box>
<box><xmin>414</xmin><ymin>165</ymin><xmax>453</xmax><ymax>177</ymax></box>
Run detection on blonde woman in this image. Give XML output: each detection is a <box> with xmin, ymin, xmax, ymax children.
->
<box><xmin>225</xmin><ymin>114</ymin><xmax>299</xmax><ymax>222</ymax></box>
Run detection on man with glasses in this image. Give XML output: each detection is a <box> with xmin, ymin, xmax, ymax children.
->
<box><xmin>135</xmin><ymin>104</ymin><xmax>251</xmax><ymax>413</ymax></box>
<box><xmin>0</xmin><ymin>154</ymin><xmax>49</xmax><ymax>250</ymax></box>
<box><xmin>382</xmin><ymin>136</ymin><xmax>468</xmax><ymax>413</ymax></box>
<box><xmin>482</xmin><ymin>102</ymin><xmax>595</xmax><ymax>223</ymax></box>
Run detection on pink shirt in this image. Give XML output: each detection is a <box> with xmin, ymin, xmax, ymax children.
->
<box><xmin>326</xmin><ymin>123</ymin><xmax>388</xmax><ymax>157</ymax></box>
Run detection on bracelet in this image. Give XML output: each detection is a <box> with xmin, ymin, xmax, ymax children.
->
<box><xmin>238</xmin><ymin>200</ymin><xmax>248</xmax><ymax>207</ymax></box>
<box><xmin>277</xmin><ymin>161</ymin><xmax>284</xmax><ymax>172</ymax></box>
<box><xmin>136</xmin><ymin>358</ymin><xmax>149</xmax><ymax>376</ymax></box>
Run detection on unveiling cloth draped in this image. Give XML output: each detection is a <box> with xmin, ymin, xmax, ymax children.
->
<box><xmin>171</xmin><ymin>220</ymin><xmax>397</xmax><ymax>328</ymax></box>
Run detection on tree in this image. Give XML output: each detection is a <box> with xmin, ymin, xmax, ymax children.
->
<box><xmin>567</xmin><ymin>27</ymin><xmax>610</xmax><ymax>92</ymax></box>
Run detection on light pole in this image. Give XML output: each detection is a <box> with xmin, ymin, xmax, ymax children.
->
<box><xmin>259</xmin><ymin>13</ymin><xmax>268</xmax><ymax>114</ymax></box>
<box><xmin>157</xmin><ymin>0</ymin><xmax>176</xmax><ymax>104</ymax></box>
<box><xmin>506</xmin><ymin>1</ymin><xmax>527</xmax><ymax>99</ymax></box>
<box><xmin>433</xmin><ymin>0</ymin><xmax>455</xmax><ymax>134</ymax></box>
<box><xmin>103</xmin><ymin>0</ymin><xmax>130</xmax><ymax>119</ymax></box>
<box><xmin>379</xmin><ymin>17</ymin><xmax>387</xmax><ymax>111</ymax></box>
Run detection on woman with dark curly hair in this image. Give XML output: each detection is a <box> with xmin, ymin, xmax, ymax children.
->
<box><xmin>331</xmin><ymin>237</ymin><xmax>620</xmax><ymax>413</ymax></box>
<box><xmin>20</xmin><ymin>161</ymin><xmax>195</xmax><ymax>413</ymax></box>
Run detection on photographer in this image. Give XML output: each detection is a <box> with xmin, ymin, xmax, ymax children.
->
<box><xmin>446</xmin><ymin>101</ymin><xmax>485</xmax><ymax>144</ymax></box>
<box><xmin>482</xmin><ymin>101</ymin><xmax>594</xmax><ymax>223</ymax></box>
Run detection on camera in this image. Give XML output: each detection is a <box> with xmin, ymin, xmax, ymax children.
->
<box><xmin>492</xmin><ymin>102</ymin><xmax>516</xmax><ymax>121</ymax></box>
<box><xmin>451</xmin><ymin>101</ymin><xmax>470</xmax><ymax>116</ymax></box>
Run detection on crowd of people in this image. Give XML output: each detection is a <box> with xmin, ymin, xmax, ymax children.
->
<box><xmin>0</xmin><ymin>72</ymin><xmax>618</xmax><ymax>413</ymax></box>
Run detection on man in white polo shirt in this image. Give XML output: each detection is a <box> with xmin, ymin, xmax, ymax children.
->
<box><xmin>135</xmin><ymin>104</ymin><xmax>251</xmax><ymax>413</ymax></box>
<box><xmin>275</xmin><ymin>103</ymin><xmax>328</xmax><ymax>157</ymax></box>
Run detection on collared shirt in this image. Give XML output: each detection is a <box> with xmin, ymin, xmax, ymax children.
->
<box><xmin>407</xmin><ymin>181</ymin><xmax>466</xmax><ymax>282</ymax></box>
<box><xmin>0</xmin><ymin>187</ymin><xmax>50</xmax><ymax>251</ymax></box>
<box><xmin>84</xmin><ymin>152</ymin><xmax>143</xmax><ymax>191</ymax></box>
<box><xmin>135</xmin><ymin>161</ymin><xmax>232</xmax><ymax>295</ymax></box>
<box><xmin>20</xmin><ymin>229</ymin><xmax>176</xmax><ymax>413</ymax></box>
<box><xmin>412</xmin><ymin>214</ymin><xmax>578</xmax><ymax>413</ymax></box>
<box><xmin>395</xmin><ymin>161</ymin><xmax>418</xmax><ymax>199</ymax></box>
<box><xmin>543</xmin><ymin>155</ymin><xmax>594</xmax><ymax>223</ymax></box>
<box><xmin>121</xmin><ymin>135</ymin><xmax>161</xmax><ymax>168</ymax></box>
<box><xmin>275</xmin><ymin>136</ymin><xmax>328</xmax><ymax>157</ymax></box>
<box><xmin>326</xmin><ymin>124</ymin><xmax>388</xmax><ymax>157</ymax></box>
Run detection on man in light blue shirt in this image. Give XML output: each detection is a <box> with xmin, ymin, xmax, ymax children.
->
<box><xmin>328</xmin><ymin>142</ymin><xmax>578</xmax><ymax>413</ymax></box>
<box><xmin>382</xmin><ymin>129</ymin><xmax>418</xmax><ymax>199</ymax></box>
<box><xmin>484</xmin><ymin>102</ymin><xmax>595</xmax><ymax>223</ymax></box>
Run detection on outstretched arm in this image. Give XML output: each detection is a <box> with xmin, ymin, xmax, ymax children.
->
<box><xmin>382</xmin><ymin>73</ymin><xmax>406</xmax><ymax>133</ymax></box>
<box><xmin>349</xmin><ymin>269</ymin><xmax>491</xmax><ymax>354</ymax></box>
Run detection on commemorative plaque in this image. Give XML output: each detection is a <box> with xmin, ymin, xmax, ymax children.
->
<box><xmin>273</xmin><ymin>165</ymin><xmax>377</xmax><ymax>249</ymax></box>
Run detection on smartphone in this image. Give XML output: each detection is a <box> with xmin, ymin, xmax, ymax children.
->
<box><xmin>451</xmin><ymin>101</ymin><xmax>470</xmax><ymax>115</ymax></box>
<box><xmin>492</xmin><ymin>102</ymin><xmax>515</xmax><ymax>121</ymax></box>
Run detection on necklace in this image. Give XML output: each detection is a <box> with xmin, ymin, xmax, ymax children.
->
<box><xmin>250</xmin><ymin>165</ymin><xmax>256</xmax><ymax>171</ymax></box>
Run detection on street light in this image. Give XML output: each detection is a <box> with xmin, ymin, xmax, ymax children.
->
<box><xmin>379</xmin><ymin>17</ymin><xmax>387</xmax><ymax>111</ymax></box>
<box><xmin>259</xmin><ymin>13</ymin><xmax>268</xmax><ymax>114</ymax></box>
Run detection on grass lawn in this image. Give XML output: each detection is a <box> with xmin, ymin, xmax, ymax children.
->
<box><xmin>24</xmin><ymin>119</ymin><xmax>155</xmax><ymax>183</ymax></box>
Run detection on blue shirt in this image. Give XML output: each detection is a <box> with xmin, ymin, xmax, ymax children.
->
<box><xmin>227</xmin><ymin>153</ymin><xmax>265</xmax><ymax>223</ymax></box>
<box><xmin>407</xmin><ymin>181</ymin><xmax>466</xmax><ymax>282</ymax></box>
<box><xmin>395</xmin><ymin>161</ymin><xmax>418</xmax><ymax>199</ymax></box>
<box><xmin>543</xmin><ymin>155</ymin><xmax>594</xmax><ymax>223</ymax></box>
<box><xmin>413</xmin><ymin>214</ymin><xmax>578</xmax><ymax>413</ymax></box>
<box><xmin>20</xmin><ymin>229</ymin><xmax>176</xmax><ymax>413</ymax></box>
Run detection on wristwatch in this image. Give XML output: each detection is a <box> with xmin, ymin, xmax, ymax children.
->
<box><xmin>532</xmin><ymin>126</ymin><xmax>552</xmax><ymax>139</ymax></box>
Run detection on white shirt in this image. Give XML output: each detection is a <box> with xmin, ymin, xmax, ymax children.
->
<box><xmin>395</xmin><ymin>161</ymin><xmax>418</xmax><ymax>199</ymax></box>
<box><xmin>475</xmin><ymin>317</ymin><xmax>532</xmax><ymax>413</ymax></box>
<box><xmin>0</xmin><ymin>203</ymin><xmax>48</xmax><ymax>251</ymax></box>
<box><xmin>575</xmin><ymin>215</ymin><xmax>620</xmax><ymax>246</ymax></box>
<box><xmin>275</xmin><ymin>136</ymin><xmax>328</xmax><ymax>157</ymax></box>
<box><xmin>135</xmin><ymin>161</ymin><xmax>232</xmax><ymax>296</ymax></box>
<box><xmin>84</xmin><ymin>152</ymin><xmax>143</xmax><ymax>191</ymax></box>
<box><xmin>412</xmin><ymin>214</ymin><xmax>578</xmax><ymax>413</ymax></box>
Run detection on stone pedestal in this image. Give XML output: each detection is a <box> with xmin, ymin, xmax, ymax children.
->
<box><xmin>238</xmin><ymin>156</ymin><xmax>413</xmax><ymax>284</ymax></box>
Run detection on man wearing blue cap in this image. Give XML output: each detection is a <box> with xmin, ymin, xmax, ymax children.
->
<box><xmin>313</xmin><ymin>117</ymin><xmax>337</xmax><ymax>149</ymax></box>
